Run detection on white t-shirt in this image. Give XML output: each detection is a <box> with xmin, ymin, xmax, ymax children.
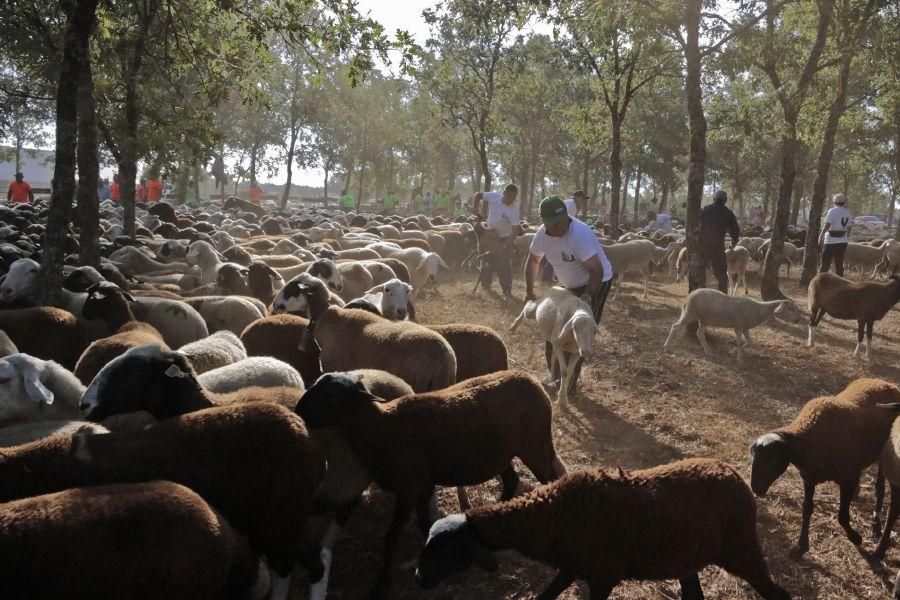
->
<box><xmin>482</xmin><ymin>192</ymin><xmax>519</xmax><ymax>238</ymax></box>
<box><xmin>530</xmin><ymin>218</ymin><xmax>613</xmax><ymax>288</ymax></box>
<box><xmin>564</xmin><ymin>198</ymin><xmax>578</xmax><ymax>217</ymax></box>
<box><xmin>823</xmin><ymin>205</ymin><xmax>852</xmax><ymax>244</ymax></box>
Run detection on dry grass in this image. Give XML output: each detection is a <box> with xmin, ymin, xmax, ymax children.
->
<box><xmin>290</xmin><ymin>265</ymin><xmax>900</xmax><ymax>600</ymax></box>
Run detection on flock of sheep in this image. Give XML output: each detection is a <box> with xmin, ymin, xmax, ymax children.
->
<box><xmin>0</xmin><ymin>194</ymin><xmax>897</xmax><ymax>599</ymax></box>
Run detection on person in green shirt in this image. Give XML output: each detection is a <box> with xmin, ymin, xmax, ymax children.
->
<box><xmin>383</xmin><ymin>192</ymin><xmax>398</xmax><ymax>211</ymax></box>
<box><xmin>435</xmin><ymin>191</ymin><xmax>450</xmax><ymax>214</ymax></box>
<box><xmin>414</xmin><ymin>193</ymin><xmax>424</xmax><ymax>214</ymax></box>
<box><xmin>340</xmin><ymin>190</ymin><xmax>355</xmax><ymax>209</ymax></box>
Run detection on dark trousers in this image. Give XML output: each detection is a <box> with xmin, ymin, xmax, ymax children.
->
<box><xmin>545</xmin><ymin>279</ymin><xmax>613</xmax><ymax>393</ymax></box>
<box><xmin>820</xmin><ymin>242</ymin><xmax>847</xmax><ymax>277</ymax></box>
<box><xmin>479</xmin><ymin>238</ymin><xmax>513</xmax><ymax>295</ymax></box>
<box><xmin>700</xmin><ymin>247</ymin><xmax>728</xmax><ymax>294</ymax></box>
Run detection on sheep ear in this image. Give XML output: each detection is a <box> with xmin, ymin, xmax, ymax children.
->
<box><xmin>559</xmin><ymin>316</ymin><xmax>577</xmax><ymax>340</ymax></box>
<box><xmin>13</xmin><ymin>358</ymin><xmax>54</xmax><ymax>405</ymax></box>
<box><xmin>774</xmin><ymin>302</ymin><xmax>787</xmax><ymax>315</ymax></box>
<box><xmin>437</xmin><ymin>256</ymin><xmax>450</xmax><ymax>269</ymax></box>
<box><xmin>121</xmin><ymin>289</ymin><xmax>136</xmax><ymax>302</ymax></box>
<box><xmin>365</xmin><ymin>283</ymin><xmax>385</xmax><ymax>295</ymax></box>
<box><xmin>416</xmin><ymin>254</ymin><xmax>429</xmax><ymax>271</ymax></box>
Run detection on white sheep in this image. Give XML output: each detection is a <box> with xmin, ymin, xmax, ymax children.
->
<box><xmin>365</xmin><ymin>244</ymin><xmax>448</xmax><ymax>295</ymax></box>
<box><xmin>177</xmin><ymin>330</ymin><xmax>248</xmax><ymax>374</ymax></box>
<box><xmin>725</xmin><ymin>245</ymin><xmax>751</xmax><ymax>296</ymax></box>
<box><xmin>356</xmin><ymin>279</ymin><xmax>413</xmax><ymax>321</ymax></box>
<box><xmin>197</xmin><ymin>356</ymin><xmax>306</xmax><ymax>394</ymax></box>
<box><xmin>603</xmin><ymin>240</ymin><xmax>667</xmax><ymax>298</ymax></box>
<box><xmin>510</xmin><ymin>287</ymin><xmax>599</xmax><ymax>407</ymax></box>
<box><xmin>663</xmin><ymin>289</ymin><xmax>803</xmax><ymax>364</ymax></box>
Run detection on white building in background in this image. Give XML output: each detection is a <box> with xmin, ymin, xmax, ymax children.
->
<box><xmin>0</xmin><ymin>146</ymin><xmax>54</xmax><ymax>193</ymax></box>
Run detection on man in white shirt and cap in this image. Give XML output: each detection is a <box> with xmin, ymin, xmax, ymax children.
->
<box><xmin>524</xmin><ymin>196</ymin><xmax>613</xmax><ymax>393</ymax></box>
<box><xmin>471</xmin><ymin>184</ymin><xmax>520</xmax><ymax>297</ymax></box>
<box><xmin>819</xmin><ymin>193</ymin><xmax>852</xmax><ymax>277</ymax></box>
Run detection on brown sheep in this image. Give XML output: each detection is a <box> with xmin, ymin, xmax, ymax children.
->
<box><xmin>0</xmin><ymin>307</ymin><xmax>87</xmax><ymax>370</ymax></box>
<box><xmin>429</xmin><ymin>324</ymin><xmax>508</xmax><ymax>382</ymax></box>
<box><xmin>750</xmin><ymin>378</ymin><xmax>900</xmax><ymax>557</ymax></box>
<box><xmin>241</xmin><ymin>314</ymin><xmax>322</xmax><ymax>387</ymax></box>
<box><xmin>0</xmin><ymin>481</ymin><xmax>269</xmax><ymax>599</ymax></box>
<box><xmin>73</xmin><ymin>283</ymin><xmax>166</xmax><ymax>385</ymax></box>
<box><xmin>292</xmin><ymin>273</ymin><xmax>456</xmax><ymax>392</ymax></box>
<box><xmin>418</xmin><ymin>458</ymin><xmax>790</xmax><ymax>600</ymax></box>
<box><xmin>385</xmin><ymin>238</ymin><xmax>432</xmax><ymax>251</ymax></box>
<box><xmin>0</xmin><ymin>402</ymin><xmax>326</xmax><ymax>593</ymax></box>
<box><xmin>296</xmin><ymin>369</ymin><xmax>566</xmax><ymax>598</ymax></box>
<box><xmin>807</xmin><ymin>273</ymin><xmax>900</xmax><ymax>357</ymax></box>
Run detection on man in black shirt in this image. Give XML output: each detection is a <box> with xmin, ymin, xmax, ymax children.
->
<box><xmin>700</xmin><ymin>190</ymin><xmax>740</xmax><ymax>293</ymax></box>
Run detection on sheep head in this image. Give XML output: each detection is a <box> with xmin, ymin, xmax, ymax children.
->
<box><xmin>80</xmin><ymin>344</ymin><xmax>203</xmax><ymax>422</ymax></box>
<box><xmin>773</xmin><ymin>300</ymin><xmax>803</xmax><ymax>324</ymax></box>
<box><xmin>295</xmin><ymin>371</ymin><xmax>381</xmax><ymax>429</ymax></box>
<box><xmin>0</xmin><ymin>353</ymin><xmax>55</xmax><ymax>421</ymax></box>
<box><xmin>0</xmin><ymin>258</ymin><xmax>40</xmax><ymax>302</ymax></box>
<box><xmin>273</xmin><ymin>272</ymin><xmax>327</xmax><ymax>318</ymax></box>
<box><xmin>559</xmin><ymin>311</ymin><xmax>599</xmax><ymax>358</ymax></box>
<box><xmin>749</xmin><ymin>432</ymin><xmax>791</xmax><ymax>496</ymax></box>
<box><xmin>416</xmin><ymin>514</ymin><xmax>498</xmax><ymax>590</ymax></box>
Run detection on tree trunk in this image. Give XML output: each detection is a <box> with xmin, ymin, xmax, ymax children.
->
<box><xmin>192</xmin><ymin>162</ymin><xmax>200</xmax><ymax>201</ymax></box>
<box><xmin>175</xmin><ymin>165</ymin><xmax>189</xmax><ymax>204</ymax></box>
<box><xmin>760</xmin><ymin>127</ymin><xmax>797</xmax><ymax>300</ymax></box>
<box><xmin>632</xmin><ymin>166</ymin><xmax>642</xmax><ymax>222</ymax></box>
<box><xmin>801</xmin><ymin>54</ymin><xmax>852</xmax><ymax>285</ymax></box>
<box><xmin>684</xmin><ymin>0</ymin><xmax>707</xmax><ymax>292</ymax></box>
<box><xmin>356</xmin><ymin>164</ymin><xmax>365</xmax><ymax>210</ymax></box>
<box><xmin>76</xmin><ymin>51</ymin><xmax>100</xmax><ymax>268</ymax></box>
<box><xmin>894</xmin><ymin>101</ymin><xmax>900</xmax><ymax>241</ymax></box>
<box><xmin>608</xmin><ymin>118</ymin><xmax>623</xmax><ymax>229</ymax></box>
<box><xmin>735</xmin><ymin>177</ymin><xmax>744</xmax><ymax>219</ymax></box>
<box><xmin>249</xmin><ymin>147</ymin><xmax>257</xmax><ymax>189</ymax></box>
<box><xmin>790</xmin><ymin>173</ymin><xmax>804</xmax><ymax>225</ymax></box>
<box><xmin>37</xmin><ymin>0</ymin><xmax>98</xmax><ymax>303</ymax></box>
<box><xmin>282</xmin><ymin>127</ymin><xmax>298</xmax><ymax>210</ymax></box>
<box><xmin>763</xmin><ymin>177</ymin><xmax>772</xmax><ymax>222</ymax></box>
<box><xmin>323</xmin><ymin>166</ymin><xmax>330</xmax><ymax>205</ymax></box>
<box><xmin>480</xmin><ymin>139</ymin><xmax>491</xmax><ymax>192</ymax></box>
<box><xmin>659</xmin><ymin>181</ymin><xmax>669</xmax><ymax>212</ymax></box>
<box><xmin>528</xmin><ymin>154</ymin><xmax>537</xmax><ymax>219</ymax></box>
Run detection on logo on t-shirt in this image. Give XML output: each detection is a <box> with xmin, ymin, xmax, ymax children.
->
<box><xmin>840</xmin><ymin>217</ymin><xmax>849</xmax><ymax>228</ymax></box>
<box><xmin>561</xmin><ymin>252</ymin><xmax>576</xmax><ymax>262</ymax></box>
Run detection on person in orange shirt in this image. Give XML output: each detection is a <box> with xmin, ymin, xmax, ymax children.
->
<box><xmin>137</xmin><ymin>178</ymin><xmax>147</xmax><ymax>202</ymax></box>
<box><xmin>7</xmin><ymin>173</ymin><xmax>34</xmax><ymax>204</ymax></box>
<box><xmin>249</xmin><ymin>182</ymin><xmax>263</xmax><ymax>203</ymax></box>
<box><xmin>110</xmin><ymin>175</ymin><xmax>120</xmax><ymax>201</ymax></box>
<box><xmin>147</xmin><ymin>178</ymin><xmax>163</xmax><ymax>202</ymax></box>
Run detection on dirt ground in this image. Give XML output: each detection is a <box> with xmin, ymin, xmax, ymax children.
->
<box><xmin>291</xmin><ymin>264</ymin><xmax>900</xmax><ymax>600</ymax></box>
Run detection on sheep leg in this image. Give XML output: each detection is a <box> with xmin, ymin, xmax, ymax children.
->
<box><xmin>641</xmin><ymin>270</ymin><xmax>649</xmax><ymax>298</ymax></box>
<box><xmin>456</xmin><ymin>486</ymin><xmax>472</xmax><ymax>511</ymax></box>
<box><xmin>728</xmin><ymin>273</ymin><xmax>737</xmax><ymax>296</ymax></box>
<box><xmin>371</xmin><ymin>498</ymin><xmax>414</xmax><ymax>600</ymax></box>
<box><xmin>269</xmin><ymin>574</ymin><xmax>292</xmax><ymax>600</ymax></box>
<box><xmin>415</xmin><ymin>486</ymin><xmax>437</xmax><ymax>536</ymax></box>
<box><xmin>536</xmin><ymin>570</ymin><xmax>576</xmax><ymax>600</ymax></box>
<box><xmin>499</xmin><ymin>464</ymin><xmax>521</xmax><ymax>501</ymax></box>
<box><xmin>838</xmin><ymin>479</ymin><xmax>863</xmax><ymax>545</ymax></box>
<box><xmin>721</xmin><ymin>539</ymin><xmax>790</xmax><ymax>600</ymax></box>
<box><xmin>741</xmin><ymin>271</ymin><xmax>748</xmax><ymax>295</ymax></box>
<box><xmin>695</xmin><ymin>324</ymin><xmax>712</xmax><ymax>356</ymax></box>
<box><xmin>853</xmin><ymin>321</ymin><xmax>865</xmax><ymax>357</ymax></box>
<box><xmin>678</xmin><ymin>573</ymin><xmax>703</xmax><ymax>600</ymax></box>
<box><xmin>791</xmin><ymin>481</ymin><xmax>815</xmax><ymax>558</ymax></box>
<box><xmin>874</xmin><ymin>484</ymin><xmax>900</xmax><ymax>559</ymax></box>
<box><xmin>873</xmin><ymin>464</ymin><xmax>886</xmax><ymax>540</ymax></box>
<box><xmin>866</xmin><ymin>320</ymin><xmax>874</xmax><ymax>358</ymax></box>
<box><xmin>310</xmin><ymin>499</ymin><xmax>361</xmax><ymax>600</ymax></box>
<box><xmin>586</xmin><ymin>581</ymin><xmax>614</xmax><ymax>599</ymax></box>
<box><xmin>554</xmin><ymin>347</ymin><xmax>570</xmax><ymax>407</ymax></box>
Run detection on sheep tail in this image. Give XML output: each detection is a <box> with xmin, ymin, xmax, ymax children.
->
<box><xmin>509</xmin><ymin>301</ymin><xmax>537</xmax><ymax>333</ymax></box>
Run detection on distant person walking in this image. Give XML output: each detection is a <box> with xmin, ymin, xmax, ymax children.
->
<box><xmin>249</xmin><ymin>182</ymin><xmax>263</xmax><ymax>204</ymax></box>
<box><xmin>819</xmin><ymin>193</ymin><xmax>853</xmax><ymax>277</ymax></box>
<box><xmin>471</xmin><ymin>184</ymin><xmax>520</xmax><ymax>297</ymax></box>
<box><xmin>699</xmin><ymin>190</ymin><xmax>740</xmax><ymax>293</ymax></box>
<box><xmin>7</xmin><ymin>172</ymin><xmax>33</xmax><ymax>204</ymax></box>
<box><xmin>110</xmin><ymin>175</ymin><xmax>120</xmax><ymax>202</ymax></box>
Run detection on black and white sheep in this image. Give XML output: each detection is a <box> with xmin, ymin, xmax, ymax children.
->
<box><xmin>750</xmin><ymin>378</ymin><xmax>900</xmax><ymax>557</ymax></box>
<box><xmin>295</xmin><ymin>369</ymin><xmax>567</xmax><ymax>598</ymax></box>
<box><xmin>417</xmin><ymin>458</ymin><xmax>790</xmax><ymax>600</ymax></box>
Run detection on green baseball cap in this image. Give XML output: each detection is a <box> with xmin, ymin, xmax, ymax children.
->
<box><xmin>540</xmin><ymin>196</ymin><xmax>569</xmax><ymax>225</ymax></box>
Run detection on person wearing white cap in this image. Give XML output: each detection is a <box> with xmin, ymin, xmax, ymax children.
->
<box><xmin>819</xmin><ymin>193</ymin><xmax>852</xmax><ymax>277</ymax></box>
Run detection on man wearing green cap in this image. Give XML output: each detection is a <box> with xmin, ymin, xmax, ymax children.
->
<box><xmin>525</xmin><ymin>196</ymin><xmax>613</xmax><ymax>393</ymax></box>
<box><xmin>470</xmin><ymin>184</ymin><xmax>520</xmax><ymax>297</ymax></box>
